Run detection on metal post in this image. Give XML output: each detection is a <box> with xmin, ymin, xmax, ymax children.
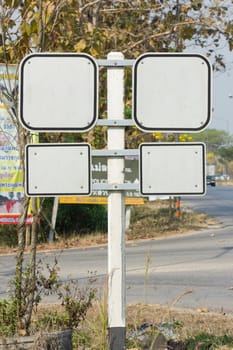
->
<box><xmin>49</xmin><ymin>196</ymin><xmax>59</xmax><ymax>242</ymax></box>
<box><xmin>107</xmin><ymin>52</ymin><xmax>126</xmax><ymax>350</ymax></box>
<box><xmin>175</xmin><ymin>196</ymin><xmax>181</xmax><ymax>219</ymax></box>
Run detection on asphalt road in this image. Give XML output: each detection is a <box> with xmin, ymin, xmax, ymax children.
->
<box><xmin>184</xmin><ymin>185</ymin><xmax>233</xmax><ymax>227</ymax></box>
<box><xmin>126</xmin><ymin>185</ymin><xmax>233</xmax><ymax>312</ymax></box>
<box><xmin>1</xmin><ymin>185</ymin><xmax>233</xmax><ymax>314</ymax></box>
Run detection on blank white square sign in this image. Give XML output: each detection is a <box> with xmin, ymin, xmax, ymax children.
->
<box><xmin>19</xmin><ymin>53</ymin><xmax>98</xmax><ymax>132</ymax></box>
<box><xmin>140</xmin><ymin>143</ymin><xmax>205</xmax><ymax>196</ymax></box>
<box><xmin>26</xmin><ymin>144</ymin><xmax>91</xmax><ymax>196</ymax></box>
<box><xmin>133</xmin><ymin>53</ymin><xmax>212</xmax><ymax>132</ymax></box>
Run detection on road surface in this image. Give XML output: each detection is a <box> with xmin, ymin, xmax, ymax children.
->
<box><xmin>1</xmin><ymin>185</ymin><xmax>233</xmax><ymax>314</ymax></box>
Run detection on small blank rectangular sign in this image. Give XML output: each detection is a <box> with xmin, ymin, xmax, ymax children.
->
<box><xmin>26</xmin><ymin>144</ymin><xmax>91</xmax><ymax>196</ymax></box>
<box><xmin>139</xmin><ymin>143</ymin><xmax>205</xmax><ymax>196</ymax></box>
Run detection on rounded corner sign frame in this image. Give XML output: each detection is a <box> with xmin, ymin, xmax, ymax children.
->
<box><xmin>25</xmin><ymin>143</ymin><xmax>91</xmax><ymax>197</ymax></box>
<box><xmin>139</xmin><ymin>142</ymin><xmax>206</xmax><ymax>196</ymax></box>
<box><xmin>133</xmin><ymin>53</ymin><xmax>212</xmax><ymax>133</ymax></box>
<box><xmin>19</xmin><ymin>53</ymin><xmax>98</xmax><ymax>132</ymax></box>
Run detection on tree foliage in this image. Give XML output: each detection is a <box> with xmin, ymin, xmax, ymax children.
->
<box><xmin>192</xmin><ymin>129</ymin><xmax>233</xmax><ymax>174</ymax></box>
<box><xmin>218</xmin><ymin>146</ymin><xmax>233</xmax><ymax>162</ymax></box>
<box><xmin>1</xmin><ymin>0</ymin><xmax>233</xmax><ymax>64</ymax></box>
<box><xmin>191</xmin><ymin>129</ymin><xmax>233</xmax><ymax>151</ymax></box>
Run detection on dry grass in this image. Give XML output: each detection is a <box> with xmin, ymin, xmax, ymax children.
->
<box><xmin>89</xmin><ymin>301</ymin><xmax>233</xmax><ymax>349</ymax></box>
<box><xmin>0</xmin><ymin>200</ymin><xmax>226</xmax><ymax>348</ymax></box>
<box><xmin>126</xmin><ymin>303</ymin><xmax>233</xmax><ymax>340</ymax></box>
<box><xmin>126</xmin><ymin>200</ymin><xmax>217</xmax><ymax>241</ymax></box>
<box><xmin>36</xmin><ymin>301</ymin><xmax>233</xmax><ymax>349</ymax></box>
<box><xmin>0</xmin><ymin>200</ymin><xmax>217</xmax><ymax>255</ymax></box>
<box><xmin>37</xmin><ymin>201</ymin><xmax>219</xmax><ymax>253</ymax></box>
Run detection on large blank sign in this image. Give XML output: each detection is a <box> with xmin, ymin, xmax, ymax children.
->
<box><xmin>140</xmin><ymin>143</ymin><xmax>205</xmax><ymax>196</ymax></box>
<box><xmin>133</xmin><ymin>53</ymin><xmax>212</xmax><ymax>132</ymax></box>
<box><xmin>19</xmin><ymin>53</ymin><xmax>98</xmax><ymax>131</ymax></box>
<box><xmin>26</xmin><ymin>144</ymin><xmax>91</xmax><ymax>196</ymax></box>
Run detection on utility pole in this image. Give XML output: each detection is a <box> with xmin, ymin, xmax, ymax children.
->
<box><xmin>107</xmin><ymin>52</ymin><xmax>126</xmax><ymax>350</ymax></box>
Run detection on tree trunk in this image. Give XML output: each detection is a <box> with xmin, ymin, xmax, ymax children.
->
<box><xmin>15</xmin><ymin>196</ymin><xmax>30</xmax><ymax>326</ymax></box>
<box><xmin>24</xmin><ymin>197</ymin><xmax>38</xmax><ymax>334</ymax></box>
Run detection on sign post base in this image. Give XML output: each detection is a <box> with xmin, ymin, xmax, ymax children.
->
<box><xmin>108</xmin><ymin>327</ymin><xmax>126</xmax><ymax>350</ymax></box>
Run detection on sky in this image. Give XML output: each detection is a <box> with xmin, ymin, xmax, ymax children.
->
<box><xmin>201</xmin><ymin>15</ymin><xmax>233</xmax><ymax>135</ymax></box>
<box><xmin>182</xmin><ymin>43</ymin><xmax>233</xmax><ymax>135</ymax></box>
<box><xmin>182</xmin><ymin>0</ymin><xmax>233</xmax><ymax>136</ymax></box>
<box><xmin>211</xmin><ymin>63</ymin><xmax>233</xmax><ymax>134</ymax></box>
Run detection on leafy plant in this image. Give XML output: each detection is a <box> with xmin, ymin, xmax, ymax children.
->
<box><xmin>0</xmin><ymin>259</ymin><xmax>97</xmax><ymax>342</ymax></box>
<box><xmin>57</xmin><ymin>274</ymin><xmax>97</xmax><ymax>329</ymax></box>
<box><xmin>55</xmin><ymin>204</ymin><xmax>107</xmax><ymax>235</ymax></box>
<box><xmin>0</xmin><ymin>259</ymin><xmax>61</xmax><ymax>336</ymax></box>
<box><xmin>34</xmin><ymin>310</ymin><xmax>69</xmax><ymax>333</ymax></box>
<box><xmin>186</xmin><ymin>333</ymin><xmax>233</xmax><ymax>349</ymax></box>
<box><xmin>0</xmin><ymin>226</ymin><xmax>18</xmax><ymax>247</ymax></box>
<box><xmin>84</xmin><ymin>288</ymin><xmax>109</xmax><ymax>350</ymax></box>
<box><xmin>0</xmin><ymin>299</ymin><xmax>17</xmax><ymax>336</ymax></box>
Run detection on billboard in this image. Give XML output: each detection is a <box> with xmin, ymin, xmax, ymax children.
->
<box><xmin>0</xmin><ymin>65</ymin><xmax>32</xmax><ymax>224</ymax></box>
<box><xmin>91</xmin><ymin>155</ymin><xmax>140</xmax><ymax>197</ymax></box>
<box><xmin>59</xmin><ymin>155</ymin><xmax>143</xmax><ymax>205</ymax></box>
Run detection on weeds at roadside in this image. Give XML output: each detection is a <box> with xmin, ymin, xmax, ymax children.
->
<box><xmin>61</xmin><ymin>300</ymin><xmax>233</xmax><ymax>349</ymax></box>
<box><xmin>126</xmin><ymin>202</ymin><xmax>215</xmax><ymax>241</ymax></box>
<box><xmin>186</xmin><ymin>334</ymin><xmax>233</xmax><ymax>349</ymax></box>
<box><xmin>0</xmin><ymin>259</ymin><xmax>97</xmax><ymax>349</ymax></box>
<box><xmin>0</xmin><ymin>199</ymin><xmax>217</xmax><ymax>255</ymax></box>
<box><xmin>143</xmin><ymin>251</ymin><xmax>151</xmax><ymax>305</ymax></box>
<box><xmin>72</xmin><ymin>286</ymin><xmax>109</xmax><ymax>350</ymax></box>
<box><xmin>0</xmin><ymin>200</ymin><xmax>225</xmax><ymax>348</ymax></box>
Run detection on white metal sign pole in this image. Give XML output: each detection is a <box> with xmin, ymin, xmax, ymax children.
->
<box><xmin>107</xmin><ymin>52</ymin><xmax>126</xmax><ymax>349</ymax></box>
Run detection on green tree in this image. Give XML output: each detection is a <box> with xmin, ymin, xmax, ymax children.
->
<box><xmin>218</xmin><ymin>146</ymin><xmax>233</xmax><ymax>162</ymax></box>
<box><xmin>191</xmin><ymin>129</ymin><xmax>233</xmax><ymax>152</ymax></box>
<box><xmin>1</xmin><ymin>1</ymin><xmax>233</xmax><ymax>63</ymax></box>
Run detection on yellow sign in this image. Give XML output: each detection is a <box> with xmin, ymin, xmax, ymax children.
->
<box><xmin>59</xmin><ymin>196</ymin><xmax>144</xmax><ymax>205</ymax></box>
